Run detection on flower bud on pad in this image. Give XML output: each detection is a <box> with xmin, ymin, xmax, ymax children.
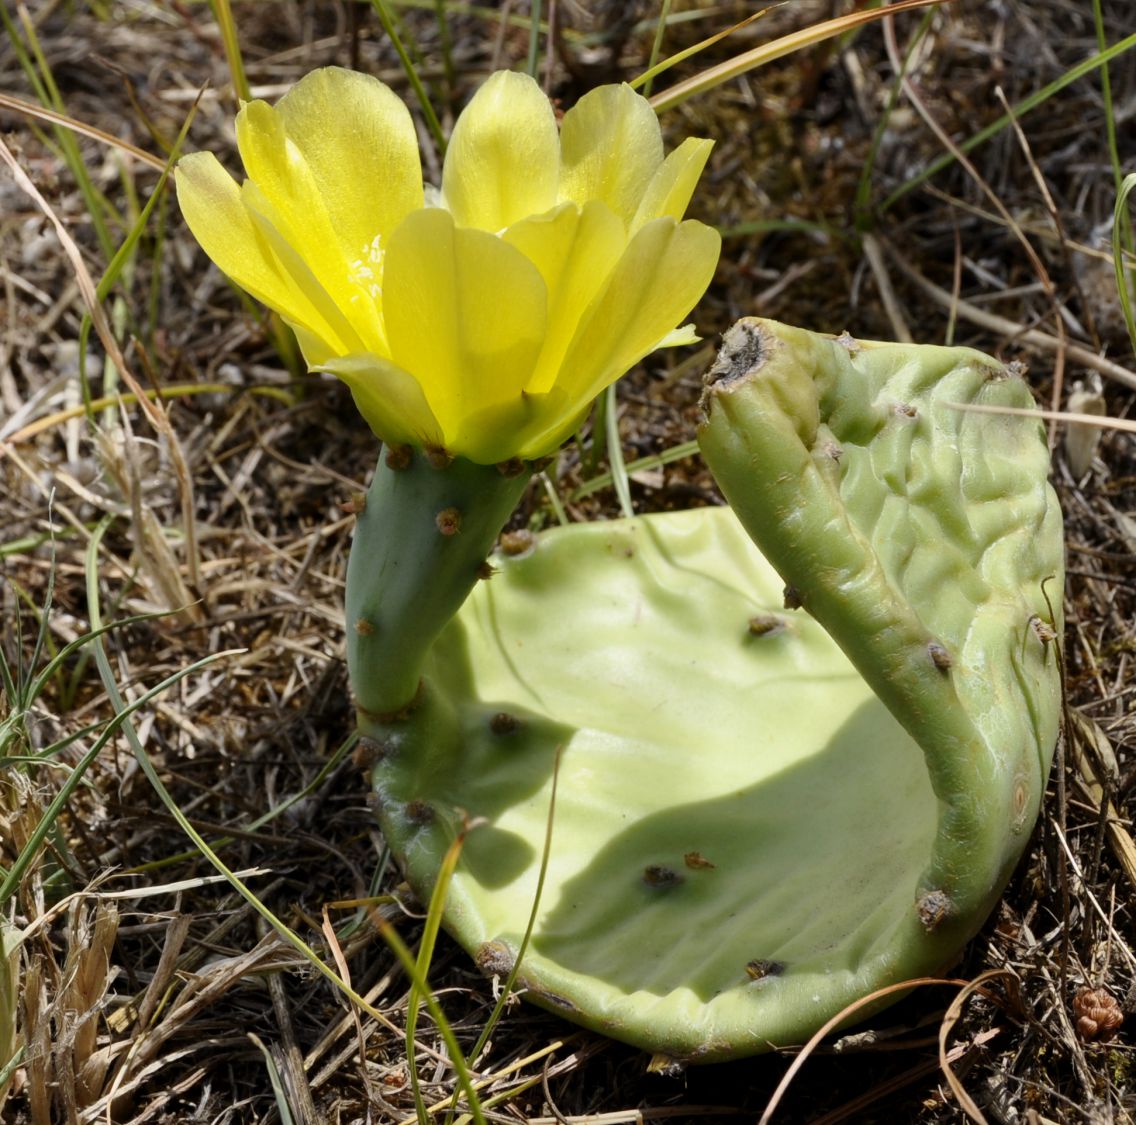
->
<box><xmin>361</xmin><ymin>319</ymin><xmax>1062</xmax><ymax>1061</ymax></box>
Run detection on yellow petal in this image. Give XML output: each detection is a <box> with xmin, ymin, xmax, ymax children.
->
<box><xmin>502</xmin><ymin>200</ymin><xmax>624</xmax><ymax>395</ymax></box>
<box><xmin>241</xmin><ymin>181</ymin><xmax>372</xmax><ymax>354</ymax></box>
<box><xmin>174</xmin><ymin>152</ymin><xmax>349</xmax><ymax>354</ymax></box>
<box><xmin>655</xmin><ymin>323</ymin><xmax>701</xmax><ymax>348</ymax></box>
<box><xmin>631</xmin><ymin>137</ymin><xmax>714</xmax><ymax>234</ymax></box>
<box><xmin>274</xmin><ymin>67</ymin><xmax>424</xmax><ymax>257</ymax></box>
<box><xmin>556</xmin><ymin>216</ymin><xmax>721</xmax><ymax>408</ymax></box>
<box><xmin>442</xmin><ymin>71</ymin><xmax>560</xmax><ymax>232</ymax></box>
<box><xmin>458</xmin><ymin>386</ymin><xmax>576</xmax><ymax>465</ymax></box>
<box><xmin>382</xmin><ymin>208</ymin><xmax>548</xmax><ymax>452</ymax></box>
<box><xmin>290</xmin><ymin>325</ymin><xmax>338</xmax><ymax>368</ymax></box>
<box><xmin>235</xmin><ymin>100</ymin><xmax>360</xmax><ymax>311</ymax></box>
<box><xmin>558</xmin><ymin>84</ymin><xmax>663</xmax><ymax>227</ymax></box>
<box><xmin>514</xmin><ymin>391</ymin><xmax>593</xmax><ymax>462</ymax></box>
<box><xmin>318</xmin><ymin>354</ymin><xmax>443</xmax><ymax>449</ymax></box>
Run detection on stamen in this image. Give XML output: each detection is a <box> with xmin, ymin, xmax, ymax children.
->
<box><xmin>349</xmin><ymin>233</ymin><xmax>385</xmax><ymax>299</ymax></box>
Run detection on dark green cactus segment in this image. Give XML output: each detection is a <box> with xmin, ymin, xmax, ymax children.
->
<box><xmin>698</xmin><ymin>318</ymin><xmax>1063</xmax><ymax>923</ymax></box>
<box><xmin>345</xmin><ymin>449</ymin><xmax>532</xmax><ymax>717</ymax></box>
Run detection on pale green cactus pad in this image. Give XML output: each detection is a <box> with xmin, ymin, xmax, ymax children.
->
<box><xmin>357</xmin><ymin>319</ymin><xmax>1063</xmax><ymax>1061</ymax></box>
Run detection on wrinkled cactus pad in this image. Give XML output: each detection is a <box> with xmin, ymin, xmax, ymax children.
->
<box><xmin>699</xmin><ymin>320</ymin><xmax>1063</xmax><ymax>935</ymax></box>
<box><xmin>359</xmin><ymin>319</ymin><xmax>1063</xmax><ymax>1061</ymax></box>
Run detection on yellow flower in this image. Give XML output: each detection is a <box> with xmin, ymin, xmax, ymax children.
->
<box><xmin>176</xmin><ymin>68</ymin><xmax>720</xmax><ymax>464</ymax></box>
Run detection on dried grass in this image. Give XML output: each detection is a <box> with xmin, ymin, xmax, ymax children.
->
<box><xmin>1</xmin><ymin>0</ymin><xmax>1135</xmax><ymax>1121</ymax></box>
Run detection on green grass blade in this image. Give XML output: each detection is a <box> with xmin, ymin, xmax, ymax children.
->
<box><xmin>434</xmin><ymin>0</ymin><xmax>456</xmax><ymax>96</ymax></box>
<box><xmin>538</xmin><ymin>469</ymin><xmax>570</xmax><ymax>527</ymax></box>
<box><xmin>370</xmin><ymin>0</ymin><xmax>446</xmax><ymax>154</ymax></box>
<box><xmin>248</xmin><ymin>1034</ymin><xmax>296</xmax><ymax>1125</ymax></box>
<box><xmin>79</xmin><ymin>516</ymin><xmax>474</xmax><ymax>1103</ymax></box>
<box><xmin>1112</xmin><ymin>174</ymin><xmax>1136</xmax><ymax>356</ymax></box>
<box><xmin>881</xmin><ymin>30</ymin><xmax>1136</xmax><ymax>212</ymax></box>
<box><xmin>854</xmin><ymin>7</ymin><xmax>936</xmax><ymax>224</ymax></box>
<box><xmin>526</xmin><ymin>0</ymin><xmax>542</xmax><ymax>78</ymax></box>
<box><xmin>0</xmin><ymin>641</ymin><xmax>232</xmax><ymax>906</ymax></box>
<box><xmin>372</xmin><ymin>913</ymin><xmax>486</xmax><ymax>1125</ymax></box>
<box><xmin>631</xmin><ymin>9</ymin><xmax>768</xmax><ymax>96</ymax></box>
<box><xmin>719</xmin><ymin>217</ymin><xmax>843</xmax><ymax>241</ymax></box>
<box><xmin>579</xmin><ymin>394</ymin><xmax>607</xmax><ymax>477</ymax></box>
<box><xmin>8</xmin><ymin>1</ymin><xmax>117</xmax><ymax>259</ymax></box>
<box><xmin>121</xmin><ymin>730</ymin><xmax>360</xmax><ymax>874</ymax></box>
<box><xmin>207</xmin><ymin>0</ymin><xmax>250</xmax><ymax>102</ymax></box>
<box><xmin>604</xmin><ymin>384</ymin><xmax>634</xmax><ymax>519</ymax></box>
<box><xmin>641</xmin><ymin>0</ymin><xmax>673</xmax><ymax>99</ymax></box>
<box><xmin>649</xmin><ymin>0</ymin><xmax>948</xmax><ymax>114</ymax></box>
<box><xmin>0</xmin><ymin>586</ymin><xmax>22</xmax><ymax>715</ymax></box>
<box><xmin>465</xmin><ymin>748</ymin><xmax>561</xmax><ymax>1070</ymax></box>
<box><xmin>25</xmin><ymin>608</ymin><xmax>177</xmax><ymax>709</ymax></box>
<box><xmin>78</xmin><ymin>97</ymin><xmax>199</xmax><ymax>420</ymax></box>
<box><xmin>570</xmin><ymin>439</ymin><xmax>698</xmax><ymax>502</ymax></box>
<box><xmin>6</xmin><ymin>714</ymin><xmax>142</xmax><ymax>766</ymax></box>
<box><xmin>406</xmin><ymin>830</ymin><xmax>467</xmax><ymax>1121</ymax></box>
<box><xmin>24</xmin><ymin>542</ymin><xmax>55</xmax><ymax>703</ymax></box>
<box><xmin>1091</xmin><ymin>0</ymin><xmax>1122</xmax><ymax>196</ymax></box>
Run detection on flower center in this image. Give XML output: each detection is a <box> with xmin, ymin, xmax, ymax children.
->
<box><xmin>349</xmin><ymin>234</ymin><xmax>384</xmax><ymax>300</ymax></box>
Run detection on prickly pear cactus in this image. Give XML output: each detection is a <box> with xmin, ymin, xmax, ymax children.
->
<box><xmin>351</xmin><ymin>319</ymin><xmax>1063</xmax><ymax>1061</ymax></box>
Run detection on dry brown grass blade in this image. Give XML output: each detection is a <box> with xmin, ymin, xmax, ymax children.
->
<box><xmin>22</xmin><ymin>957</ymin><xmax>51</xmax><ymax>1125</ymax></box>
<box><xmin>523</xmin><ymin>1110</ymin><xmax>741</xmax><ymax>1125</ymax></box>
<box><xmin>992</xmin><ymin>85</ymin><xmax>1070</xmax><ymax>442</ymax></box>
<box><xmin>0</xmin><ymin>136</ymin><xmax>159</xmax><ymax>432</ymax></box>
<box><xmin>1063</xmin><ymin>381</ymin><xmax>1106</xmax><ymax>478</ymax></box>
<box><xmin>650</xmin><ymin>0</ymin><xmax>954</xmax><ymax>112</ymax></box>
<box><xmin>0</xmin><ymin>383</ymin><xmax>289</xmax><ymax>446</ymax></box>
<box><xmin>0</xmin><ymin>134</ymin><xmax>203</xmax><ymax>601</ymax></box>
<box><xmin>937</xmin><ymin>968</ymin><xmax>1019</xmax><ymax>1125</ymax></box>
<box><xmin>1049</xmin><ymin>820</ymin><xmax>1136</xmax><ymax>981</ymax></box>
<box><xmin>806</xmin><ymin>1056</ymin><xmax>943</xmax><ymax>1125</ymax></box>
<box><xmin>0</xmin><ymin>91</ymin><xmax>166</xmax><ymax>171</ymax></box>
<box><xmin>881</xmin><ymin>241</ymin><xmax>1136</xmax><ymax>391</ymax></box>
<box><xmin>1067</xmin><ymin>712</ymin><xmax>1136</xmax><ymax>895</ymax></box>
<box><xmin>103</xmin><ymin>884</ymin><xmax>276</xmax><ymax>1044</ymax></box>
<box><xmin>94</xmin><ymin>419</ymin><xmax>205</xmax><ymax>624</ymax></box>
<box><xmin>14</xmin><ymin>900</ymin><xmax>131</xmax><ymax>1123</ymax></box>
<box><xmin>758</xmin><ymin>977</ymin><xmax>970</xmax><ymax>1125</ymax></box>
<box><xmin>862</xmin><ymin>231</ymin><xmax>914</xmax><ymax>342</ymax></box>
<box><xmin>133</xmin><ymin>913</ymin><xmax>192</xmax><ymax>1033</ymax></box>
<box><xmin>880</xmin><ymin>8</ymin><xmax>1068</xmax><ymax>445</ymax></box>
<box><xmin>263</xmin><ymin>925</ymin><xmax>324</xmax><ymax>1125</ymax></box>
<box><xmin>321</xmin><ymin>905</ymin><xmax>374</xmax><ymax>1108</ymax></box>
<box><xmin>61</xmin><ymin>901</ymin><xmax>118</xmax><ymax>1107</ymax></box>
<box><xmin>944</xmin><ymin>402</ymin><xmax>1136</xmax><ymax>435</ymax></box>
<box><xmin>398</xmin><ymin>1037</ymin><xmax>580</xmax><ymax>1124</ymax></box>
<box><xmin>95</xmin><ymin>933</ymin><xmax>302</xmax><ymax>1118</ymax></box>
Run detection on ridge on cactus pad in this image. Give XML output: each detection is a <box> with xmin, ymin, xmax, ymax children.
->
<box><xmin>355</xmin><ymin>319</ymin><xmax>1063</xmax><ymax>1061</ymax></box>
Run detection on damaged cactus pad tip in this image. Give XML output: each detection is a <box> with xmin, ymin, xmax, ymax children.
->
<box><xmin>177</xmin><ymin>69</ymin><xmax>1064</xmax><ymax>1061</ymax></box>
